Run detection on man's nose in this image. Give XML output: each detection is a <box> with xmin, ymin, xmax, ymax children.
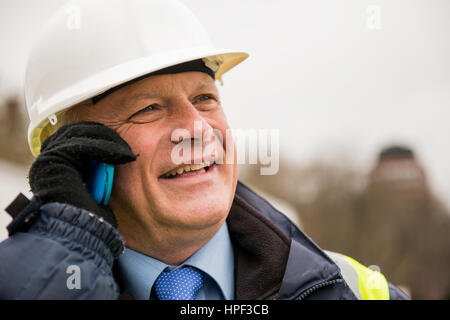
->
<box><xmin>170</xmin><ymin>100</ymin><xmax>213</xmax><ymax>144</ymax></box>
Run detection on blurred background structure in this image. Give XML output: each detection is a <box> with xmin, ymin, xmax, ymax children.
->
<box><xmin>0</xmin><ymin>0</ymin><xmax>449</xmax><ymax>299</ymax></box>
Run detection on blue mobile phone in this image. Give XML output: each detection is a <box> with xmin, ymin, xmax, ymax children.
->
<box><xmin>86</xmin><ymin>160</ymin><xmax>115</xmax><ymax>206</ymax></box>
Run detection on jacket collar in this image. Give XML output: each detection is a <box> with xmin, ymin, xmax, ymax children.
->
<box><xmin>230</xmin><ymin>181</ymin><xmax>341</xmax><ymax>300</ymax></box>
<box><xmin>227</xmin><ymin>185</ymin><xmax>291</xmax><ymax>299</ymax></box>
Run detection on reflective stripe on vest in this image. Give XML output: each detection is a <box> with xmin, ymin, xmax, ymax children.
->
<box><xmin>325</xmin><ymin>250</ymin><xmax>390</xmax><ymax>300</ymax></box>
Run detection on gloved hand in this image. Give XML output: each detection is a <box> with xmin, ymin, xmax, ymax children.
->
<box><xmin>28</xmin><ymin>121</ymin><xmax>137</xmax><ymax>228</ymax></box>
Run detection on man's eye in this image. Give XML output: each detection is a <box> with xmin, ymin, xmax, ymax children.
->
<box><xmin>127</xmin><ymin>104</ymin><xmax>159</xmax><ymax>123</ymax></box>
<box><xmin>197</xmin><ymin>95</ymin><xmax>212</xmax><ymax>102</ymax></box>
<box><xmin>140</xmin><ymin>105</ymin><xmax>155</xmax><ymax>113</ymax></box>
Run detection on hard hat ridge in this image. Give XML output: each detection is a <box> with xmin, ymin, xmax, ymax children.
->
<box><xmin>25</xmin><ymin>0</ymin><xmax>249</xmax><ymax>156</ymax></box>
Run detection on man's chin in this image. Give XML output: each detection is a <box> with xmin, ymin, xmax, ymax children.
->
<box><xmin>157</xmin><ymin>196</ymin><xmax>231</xmax><ymax>229</ymax></box>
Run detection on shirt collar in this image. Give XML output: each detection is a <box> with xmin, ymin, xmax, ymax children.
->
<box><xmin>184</xmin><ymin>222</ymin><xmax>234</xmax><ymax>300</ymax></box>
<box><xmin>117</xmin><ymin>222</ymin><xmax>234</xmax><ymax>300</ymax></box>
<box><xmin>116</xmin><ymin>246</ymin><xmax>167</xmax><ymax>300</ymax></box>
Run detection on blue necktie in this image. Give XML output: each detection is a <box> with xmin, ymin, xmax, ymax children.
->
<box><xmin>153</xmin><ymin>266</ymin><xmax>204</xmax><ymax>300</ymax></box>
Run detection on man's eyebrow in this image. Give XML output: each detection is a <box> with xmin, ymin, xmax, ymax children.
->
<box><xmin>125</xmin><ymin>79</ymin><xmax>217</xmax><ymax>104</ymax></box>
<box><xmin>126</xmin><ymin>92</ymin><xmax>159</xmax><ymax>105</ymax></box>
<box><xmin>195</xmin><ymin>79</ymin><xmax>216</xmax><ymax>91</ymax></box>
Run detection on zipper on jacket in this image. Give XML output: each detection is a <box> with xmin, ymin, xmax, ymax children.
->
<box><xmin>296</xmin><ymin>278</ymin><xmax>344</xmax><ymax>300</ymax></box>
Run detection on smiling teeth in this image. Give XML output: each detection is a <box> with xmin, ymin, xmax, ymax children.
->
<box><xmin>166</xmin><ymin>161</ymin><xmax>212</xmax><ymax>178</ymax></box>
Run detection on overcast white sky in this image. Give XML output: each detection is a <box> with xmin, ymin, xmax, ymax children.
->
<box><xmin>0</xmin><ymin>0</ymin><xmax>449</xmax><ymax>210</ymax></box>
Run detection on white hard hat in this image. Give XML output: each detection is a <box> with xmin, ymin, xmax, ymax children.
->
<box><xmin>25</xmin><ymin>0</ymin><xmax>248</xmax><ymax>156</ymax></box>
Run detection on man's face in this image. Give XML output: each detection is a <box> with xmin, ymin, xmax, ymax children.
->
<box><xmin>74</xmin><ymin>72</ymin><xmax>238</xmax><ymax>237</ymax></box>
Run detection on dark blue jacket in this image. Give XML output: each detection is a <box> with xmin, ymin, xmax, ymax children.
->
<box><xmin>0</xmin><ymin>181</ymin><xmax>409</xmax><ymax>300</ymax></box>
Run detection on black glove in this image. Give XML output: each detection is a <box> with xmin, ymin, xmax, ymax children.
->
<box><xmin>28</xmin><ymin>121</ymin><xmax>137</xmax><ymax>228</ymax></box>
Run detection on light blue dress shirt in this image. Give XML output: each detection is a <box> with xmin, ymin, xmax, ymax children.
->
<box><xmin>117</xmin><ymin>222</ymin><xmax>235</xmax><ymax>300</ymax></box>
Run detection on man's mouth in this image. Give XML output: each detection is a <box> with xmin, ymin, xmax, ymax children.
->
<box><xmin>160</xmin><ymin>160</ymin><xmax>216</xmax><ymax>179</ymax></box>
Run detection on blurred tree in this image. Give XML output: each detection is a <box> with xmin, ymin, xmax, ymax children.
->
<box><xmin>0</xmin><ymin>94</ymin><xmax>33</xmax><ymax>166</ymax></box>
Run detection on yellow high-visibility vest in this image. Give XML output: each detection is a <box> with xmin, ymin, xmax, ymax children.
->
<box><xmin>325</xmin><ymin>251</ymin><xmax>390</xmax><ymax>300</ymax></box>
